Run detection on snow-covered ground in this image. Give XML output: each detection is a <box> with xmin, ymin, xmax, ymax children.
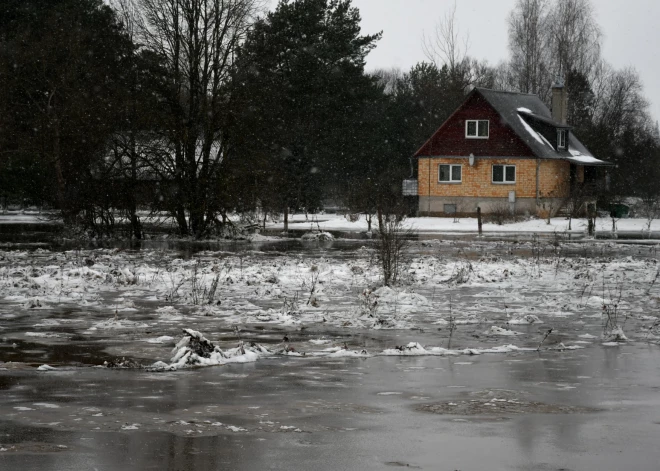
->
<box><xmin>4</xmin><ymin>211</ymin><xmax>660</xmax><ymax>237</ymax></box>
<box><xmin>0</xmin><ymin>212</ymin><xmax>60</xmax><ymax>224</ymax></box>
<box><xmin>268</xmin><ymin>213</ymin><xmax>660</xmax><ymax>235</ymax></box>
<box><xmin>1</xmin><ymin>240</ymin><xmax>659</xmax><ymax>371</ymax></box>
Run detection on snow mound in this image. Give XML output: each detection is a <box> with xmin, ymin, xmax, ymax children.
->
<box><xmin>320</xmin><ymin>347</ymin><xmax>370</xmax><ymax>358</ymax></box>
<box><xmin>23</xmin><ymin>298</ymin><xmax>43</xmax><ymax>309</ymax></box>
<box><xmin>382</xmin><ymin>342</ymin><xmax>451</xmax><ymax>356</ymax></box>
<box><xmin>603</xmin><ymin>327</ymin><xmax>628</xmax><ymax>342</ymax></box>
<box><xmin>167</xmin><ymin>329</ymin><xmax>272</xmax><ymax>369</ymax></box>
<box><xmin>301</xmin><ymin>231</ymin><xmax>334</xmax><ymax>241</ymax></box>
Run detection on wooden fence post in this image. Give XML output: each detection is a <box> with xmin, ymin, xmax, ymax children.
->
<box><xmin>477</xmin><ymin>207</ymin><xmax>483</xmax><ymax>236</ymax></box>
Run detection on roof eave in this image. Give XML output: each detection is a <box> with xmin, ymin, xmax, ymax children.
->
<box><xmin>565</xmin><ymin>158</ymin><xmax>615</xmax><ymax>167</ymax></box>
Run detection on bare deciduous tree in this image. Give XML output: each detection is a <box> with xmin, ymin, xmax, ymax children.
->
<box><xmin>591</xmin><ymin>65</ymin><xmax>649</xmax><ymax>138</ymax></box>
<box><xmin>136</xmin><ymin>0</ymin><xmax>264</xmax><ymax>236</ymax></box>
<box><xmin>547</xmin><ymin>0</ymin><xmax>602</xmax><ymax>79</ymax></box>
<box><xmin>506</xmin><ymin>0</ymin><xmax>601</xmax><ymax>100</ymax></box>
<box><xmin>422</xmin><ymin>1</ymin><xmax>469</xmax><ymax>75</ymax></box>
<box><xmin>507</xmin><ymin>0</ymin><xmax>552</xmax><ymax>100</ymax></box>
<box><xmin>376</xmin><ymin>213</ymin><xmax>411</xmax><ymax>287</ymax></box>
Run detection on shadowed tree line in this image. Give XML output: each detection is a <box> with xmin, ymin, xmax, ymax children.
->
<box><xmin>1</xmin><ymin>0</ymin><xmax>658</xmax><ymax>238</ymax></box>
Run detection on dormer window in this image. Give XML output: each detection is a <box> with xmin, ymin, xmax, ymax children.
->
<box><xmin>557</xmin><ymin>129</ymin><xmax>568</xmax><ymax>150</ymax></box>
<box><xmin>466</xmin><ymin>120</ymin><xmax>489</xmax><ymax>139</ymax></box>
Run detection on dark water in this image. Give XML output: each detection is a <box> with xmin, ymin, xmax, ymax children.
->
<box><xmin>1</xmin><ymin>348</ymin><xmax>660</xmax><ymax>470</ymax></box>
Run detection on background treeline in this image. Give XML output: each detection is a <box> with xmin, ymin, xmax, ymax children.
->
<box><xmin>1</xmin><ymin>0</ymin><xmax>658</xmax><ymax>237</ymax></box>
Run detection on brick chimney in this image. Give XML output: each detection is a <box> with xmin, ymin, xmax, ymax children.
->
<box><xmin>551</xmin><ymin>77</ymin><xmax>568</xmax><ymax>125</ymax></box>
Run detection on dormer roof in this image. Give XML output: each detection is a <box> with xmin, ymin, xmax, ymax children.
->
<box><xmin>475</xmin><ymin>88</ymin><xmax>606</xmax><ymax>163</ymax></box>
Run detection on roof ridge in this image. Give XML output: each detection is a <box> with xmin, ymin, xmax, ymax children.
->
<box><xmin>475</xmin><ymin>87</ymin><xmax>539</xmax><ymax>97</ymax></box>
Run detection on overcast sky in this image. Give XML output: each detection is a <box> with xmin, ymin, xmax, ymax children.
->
<box><xmin>267</xmin><ymin>0</ymin><xmax>660</xmax><ymax>122</ymax></box>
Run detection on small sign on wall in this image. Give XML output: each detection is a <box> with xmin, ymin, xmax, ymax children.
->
<box><xmin>508</xmin><ymin>191</ymin><xmax>516</xmax><ymax>203</ymax></box>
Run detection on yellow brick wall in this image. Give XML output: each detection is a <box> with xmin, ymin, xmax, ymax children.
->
<box><xmin>418</xmin><ymin>158</ymin><xmax>570</xmax><ymax>199</ymax></box>
<box><xmin>538</xmin><ymin>160</ymin><xmax>570</xmax><ymax>197</ymax></box>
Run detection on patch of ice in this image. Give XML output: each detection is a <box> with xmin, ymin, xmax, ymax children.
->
<box><xmin>26</xmin><ymin>332</ymin><xmax>61</xmax><ymax>338</ymax></box>
<box><xmin>578</xmin><ymin>334</ymin><xmax>597</xmax><ymax>339</ymax></box>
<box><xmin>226</xmin><ymin>425</ymin><xmax>247</xmax><ymax>432</ymax></box>
<box><xmin>486</xmin><ymin>326</ymin><xmax>521</xmax><ymax>336</ymax></box>
<box><xmin>586</xmin><ymin>296</ymin><xmax>611</xmax><ymax>307</ymax></box>
<box><xmin>507</xmin><ymin>314</ymin><xmax>541</xmax><ymax>325</ymax></box>
<box><xmin>145</xmin><ymin>336</ymin><xmax>175</xmax><ymax>344</ymax></box>
<box><xmin>326</xmin><ymin>348</ymin><xmax>370</xmax><ymax>358</ymax></box>
<box><xmin>33</xmin><ymin>319</ymin><xmax>62</xmax><ymax>327</ymax></box>
<box><xmin>454</xmin><ymin>315</ymin><xmax>481</xmax><ymax>325</ymax></box>
<box><xmin>372</xmin><ymin>287</ymin><xmax>429</xmax><ymax>307</ymax></box>
<box><xmin>91</xmin><ymin>318</ymin><xmax>150</xmax><ymax>330</ymax></box>
<box><xmin>37</xmin><ymin>365</ymin><xmax>57</xmax><ymax>371</ymax></box>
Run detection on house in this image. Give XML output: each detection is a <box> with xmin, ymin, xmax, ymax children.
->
<box><xmin>410</xmin><ymin>82</ymin><xmax>610</xmax><ymax>217</ymax></box>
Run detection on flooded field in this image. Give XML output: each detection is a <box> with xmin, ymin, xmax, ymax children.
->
<box><xmin>1</xmin><ymin>238</ymin><xmax>660</xmax><ymax>470</ymax></box>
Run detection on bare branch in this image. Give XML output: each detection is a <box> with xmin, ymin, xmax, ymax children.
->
<box><xmin>422</xmin><ymin>1</ymin><xmax>469</xmax><ymax>73</ymax></box>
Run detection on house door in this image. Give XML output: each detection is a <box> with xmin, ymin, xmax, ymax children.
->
<box><xmin>569</xmin><ymin>164</ymin><xmax>577</xmax><ymax>193</ymax></box>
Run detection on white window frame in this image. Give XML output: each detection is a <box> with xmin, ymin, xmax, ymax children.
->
<box><xmin>557</xmin><ymin>129</ymin><xmax>568</xmax><ymax>150</ymax></box>
<box><xmin>465</xmin><ymin>120</ymin><xmax>489</xmax><ymax>139</ymax></box>
<box><xmin>492</xmin><ymin>164</ymin><xmax>516</xmax><ymax>184</ymax></box>
<box><xmin>438</xmin><ymin>164</ymin><xmax>462</xmax><ymax>183</ymax></box>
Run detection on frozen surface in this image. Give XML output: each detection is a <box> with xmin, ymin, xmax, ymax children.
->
<box><xmin>1</xmin><ymin>240</ymin><xmax>660</xmax><ymax>470</ymax></box>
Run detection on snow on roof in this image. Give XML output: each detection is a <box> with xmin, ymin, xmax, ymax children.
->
<box><xmin>518</xmin><ymin>115</ymin><xmax>549</xmax><ymax>147</ymax></box>
<box><xmin>567</xmin><ymin>148</ymin><xmax>610</xmax><ymax>165</ymax></box>
<box><xmin>415</xmin><ymin>88</ymin><xmax>608</xmax><ymax>165</ymax></box>
<box><xmin>568</xmin><ymin>155</ymin><xmax>602</xmax><ymax>163</ymax></box>
<box><xmin>569</xmin><ymin>148</ymin><xmax>586</xmax><ymax>157</ymax></box>
<box><xmin>476</xmin><ymin>88</ymin><xmax>602</xmax><ymax>162</ymax></box>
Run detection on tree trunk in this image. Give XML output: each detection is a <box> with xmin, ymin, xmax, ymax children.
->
<box><xmin>52</xmin><ymin>121</ymin><xmax>74</xmax><ymax>225</ymax></box>
<box><xmin>129</xmin><ymin>131</ymin><xmax>142</xmax><ymax>240</ymax></box>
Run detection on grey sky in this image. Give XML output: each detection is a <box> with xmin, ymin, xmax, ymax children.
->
<box><xmin>267</xmin><ymin>0</ymin><xmax>660</xmax><ymax>122</ymax></box>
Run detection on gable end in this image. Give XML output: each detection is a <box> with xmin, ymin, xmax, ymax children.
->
<box><xmin>414</xmin><ymin>90</ymin><xmax>536</xmax><ymax>159</ymax></box>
